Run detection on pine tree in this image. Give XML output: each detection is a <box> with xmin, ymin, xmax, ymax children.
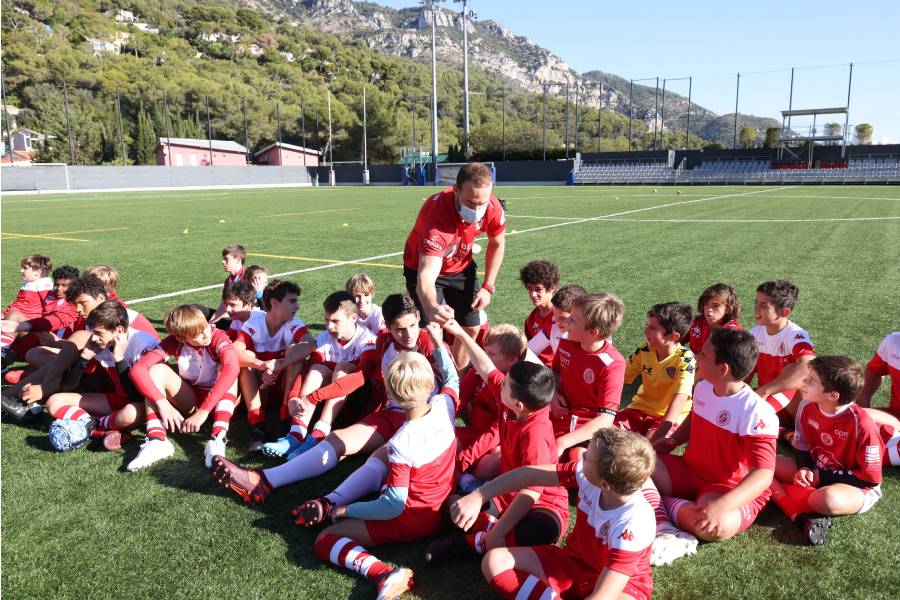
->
<box><xmin>135</xmin><ymin>102</ymin><xmax>157</xmax><ymax>165</ymax></box>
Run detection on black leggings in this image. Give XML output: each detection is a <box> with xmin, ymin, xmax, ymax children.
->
<box><xmin>485</xmin><ymin>502</ymin><xmax>563</xmax><ymax>546</ymax></box>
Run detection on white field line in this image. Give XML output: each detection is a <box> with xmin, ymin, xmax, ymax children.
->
<box><xmin>600</xmin><ymin>217</ymin><xmax>900</xmax><ymax>223</ymax></box>
<box><xmin>506</xmin><ymin>214</ymin><xmax>586</xmax><ymax>220</ymax></box>
<box><xmin>125</xmin><ymin>186</ymin><xmax>791</xmax><ymax>305</ymax></box>
<box><xmin>631</xmin><ymin>193</ymin><xmax>900</xmax><ymax>201</ymax></box>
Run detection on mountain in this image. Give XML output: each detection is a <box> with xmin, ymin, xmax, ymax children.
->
<box><xmin>245</xmin><ymin>0</ymin><xmax>781</xmax><ymax>144</ymax></box>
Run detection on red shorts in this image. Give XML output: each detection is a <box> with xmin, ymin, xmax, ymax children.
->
<box><xmin>531</xmin><ymin>545</ymin><xmax>651</xmax><ymax>600</ymax></box>
<box><xmin>104</xmin><ymin>390</ymin><xmax>131</xmax><ymax>411</ymax></box>
<box><xmin>658</xmin><ymin>454</ymin><xmax>769</xmax><ymax>532</ymax></box>
<box><xmin>365</xmin><ymin>506</ymin><xmax>444</xmax><ymax>546</ymax></box>
<box><xmin>614</xmin><ymin>408</ymin><xmax>663</xmax><ymax>436</ymax></box>
<box><xmin>358</xmin><ymin>408</ymin><xmax>406</xmax><ymax>442</ymax></box>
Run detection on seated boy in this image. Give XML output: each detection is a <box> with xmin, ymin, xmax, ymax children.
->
<box><xmin>83</xmin><ymin>263</ymin><xmax>124</xmax><ymax>305</ymax></box>
<box><xmin>654</xmin><ymin>328</ymin><xmax>778</xmax><ymax>542</ymax></box>
<box><xmin>519</xmin><ymin>260</ymin><xmax>560</xmax><ymax>366</ymax></box>
<box><xmin>244</xmin><ymin>264</ymin><xmax>269</xmax><ymax>310</ymax></box>
<box><xmin>451</xmin><ymin>428</ymin><xmax>656</xmax><ymax>600</ymax></box>
<box><xmin>527</xmin><ymin>283</ymin><xmax>586</xmax><ymax>368</ymax></box>
<box><xmin>231</xmin><ymin>279</ymin><xmax>315</xmax><ymax>451</ymax></box>
<box><xmin>346</xmin><ymin>273</ymin><xmax>386</xmax><ymax>334</ymax></box>
<box><xmin>769</xmin><ymin>355</ymin><xmax>884</xmax><ymax>545</ymax></box>
<box><xmin>220</xmin><ymin>281</ymin><xmax>260</xmax><ymax>341</ymax></box>
<box><xmin>1</xmin><ymin>255</ymin><xmax>54</xmax><ymax>361</ymax></box>
<box><xmin>616</xmin><ymin>302</ymin><xmax>695</xmax><ymax>449</ymax></box>
<box><xmin>210</xmin><ymin>293</ymin><xmax>447</xmax><ymax>506</ymax></box>
<box><xmin>127</xmin><ymin>305</ymin><xmax>240</xmax><ymax>470</ymax></box>
<box><xmin>43</xmin><ymin>301</ymin><xmax>159</xmax><ymax>451</ymax></box>
<box><xmin>424</xmin><ymin>318</ymin><xmax>569</xmax><ymax>565</ymax></box>
<box><xmin>750</xmin><ymin>280</ymin><xmax>816</xmax><ymax>420</ymax></box>
<box><xmin>262</xmin><ymin>291</ymin><xmax>376</xmax><ymax>457</ymax></box>
<box><xmin>295</xmin><ymin>325</ymin><xmax>458</xmax><ymax>599</ymax></box>
<box><xmin>858</xmin><ymin>331</ymin><xmax>900</xmax><ymax>421</ymax></box>
<box><xmin>551</xmin><ymin>292</ymin><xmax>626</xmax><ymax>459</ymax></box>
<box><xmin>207</xmin><ymin>244</ymin><xmax>247</xmax><ymax>326</ymax></box>
<box><xmin>3</xmin><ymin>265</ymin><xmax>79</xmax><ymax>371</ymax></box>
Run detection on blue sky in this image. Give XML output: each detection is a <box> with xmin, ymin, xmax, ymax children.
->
<box><xmin>375</xmin><ymin>0</ymin><xmax>900</xmax><ymax>142</ymax></box>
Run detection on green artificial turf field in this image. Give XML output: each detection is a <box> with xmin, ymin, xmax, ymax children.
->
<box><xmin>2</xmin><ymin>184</ymin><xmax>899</xmax><ymax>599</ymax></box>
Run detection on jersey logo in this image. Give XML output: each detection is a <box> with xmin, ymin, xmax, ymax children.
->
<box><xmin>865</xmin><ymin>446</ymin><xmax>881</xmax><ymax>464</ymax></box>
<box><xmin>619</xmin><ymin>529</ymin><xmax>634</xmax><ymax>542</ymax></box>
<box><xmin>246</xmin><ymin>326</ymin><xmax>256</xmax><ymax>335</ymax></box>
<box><xmin>819</xmin><ymin>432</ymin><xmax>833</xmax><ymax>446</ymax></box>
<box><xmin>717</xmin><ymin>410</ymin><xmax>731</xmax><ymax>426</ymax></box>
<box><xmin>834</xmin><ymin>429</ymin><xmax>849</xmax><ymax>440</ymax></box>
<box><xmin>583</xmin><ymin>368</ymin><xmax>595</xmax><ymax>384</ymax></box>
<box><xmin>794</xmin><ymin>334</ymin><xmax>806</xmax><ymax>341</ymax></box>
<box><xmin>807</xmin><ymin>419</ymin><xmax>820</xmax><ymax>430</ymax></box>
<box><xmin>599</xmin><ymin>522</ymin><xmax>610</xmax><ymax>537</ymax></box>
<box><xmin>666</xmin><ymin>367</ymin><xmax>676</xmax><ymax>378</ymax></box>
<box><xmin>754</xmin><ymin>418</ymin><xmax>767</xmax><ymax>431</ymax></box>
<box><xmin>423</xmin><ymin>237</ymin><xmax>443</xmax><ymax>252</ymax></box>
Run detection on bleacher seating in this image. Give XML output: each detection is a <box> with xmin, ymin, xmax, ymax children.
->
<box><xmin>573</xmin><ymin>161</ymin><xmax>676</xmax><ymax>184</ymax></box>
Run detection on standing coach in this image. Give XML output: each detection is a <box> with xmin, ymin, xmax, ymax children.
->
<box><xmin>402</xmin><ymin>162</ymin><xmax>506</xmax><ymax>367</ymax></box>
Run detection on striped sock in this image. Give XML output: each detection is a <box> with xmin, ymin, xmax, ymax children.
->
<box><xmin>489</xmin><ymin>570</ymin><xmax>558</xmax><ymax>600</ymax></box>
<box><xmin>770</xmin><ymin>481</ymin><xmax>814</xmax><ymax>521</ymax></box>
<box><xmin>641</xmin><ymin>479</ymin><xmax>672</xmax><ymax>526</ymax></box>
<box><xmin>465</xmin><ymin>511</ymin><xmax>498</xmax><ymax>554</ymax></box>
<box><xmin>661</xmin><ymin>496</ymin><xmax>690</xmax><ymax>528</ymax></box>
<box><xmin>52</xmin><ymin>405</ymin><xmax>88</xmax><ymax>421</ymax></box>
<box><xmin>310</xmin><ymin>419</ymin><xmax>332</xmax><ymax>441</ymax></box>
<box><xmin>289</xmin><ymin>415</ymin><xmax>309</xmax><ymax>442</ymax></box>
<box><xmin>98</xmin><ymin>410</ymin><xmax>127</xmax><ymax>431</ymax></box>
<box><xmin>145</xmin><ymin>405</ymin><xmax>167</xmax><ymax>441</ymax></box>
<box><xmin>314</xmin><ymin>534</ymin><xmax>391</xmax><ymax>583</ymax></box>
<box><xmin>211</xmin><ymin>394</ymin><xmax>237</xmax><ymax>439</ymax></box>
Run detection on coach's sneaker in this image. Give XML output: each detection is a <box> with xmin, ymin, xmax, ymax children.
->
<box><xmin>285</xmin><ymin>435</ymin><xmax>321</xmax><ymax>461</ymax></box>
<box><xmin>798</xmin><ymin>514</ymin><xmax>832</xmax><ymax>546</ymax></box>
<box><xmin>248</xmin><ymin>427</ymin><xmax>268</xmax><ymax>453</ymax></box>
<box><xmin>127</xmin><ymin>438</ymin><xmax>175</xmax><ymax>471</ymax></box>
<box><xmin>261</xmin><ymin>434</ymin><xmax>301</xmax><ymax>459</ymax></box>
<box><xmin>424</xmin><ymin>530</ymin><xmax>470</xmax><ymax>566</ymax></box>
<box><xmin>376</xmin><ymin>567</ymin><xmax>414</xmax><ymax>600</ymax></box>
<box><xmin>205</xmin><ymin>434</ymin><xmax>227</xmax><ymax>468</ymax></box>
<box><xmin>211</xmin><ymin>456</ymin><xmax>272</xmax><ymax>505</ymax></box>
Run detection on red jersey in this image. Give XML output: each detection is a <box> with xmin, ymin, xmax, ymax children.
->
<box><xmin>309</xmin><ymin>325</ymin><xmax>376</xmax><ymax>369</ymax></box>
<box><xmin>131</xmin><ymin>329</ymin><xmax>240</xmax><ymax>412</ymax></box>
<box><xmin>25</xmin><ymin>291</ymin><xmax>78</xmax><ymax>336</ymax></box>
<box><xmin>684</xmin><ymin>381</ymin><xmax>778</xmax><ymax>487</ymax></box>
<box><xmin>750</xmin><ymin>321</ymin><xmax>815</xmax><ymax>388</ymax></box>
<box><xmin>386</xmin><ymin>390</ymin><xmax>458</xmax><ymax>518</ymax></box>
<box><xmin>224</xmin><ymin>268</ymin><xmax>244</xmax><ymax>287</ymax></box>
<box><xmin>688</xmin><ymin>316</ymin><xmax>742</xmax><ymax>354</ymax></box>
<box><xmin>553</xmin><ymin>338</ymin><xmax>626</xmax><ymax>419</ymax></box>
<box><xmin>525</xmin><ymin>307</ymin><xmax>556</xmax><ymax>366</ymax></box>
<box><xmin>235</xmin><ymin>310</ymin><xmax>309</xmax><ymax>361</ymax></box>
<box><xmin>867</xmin><ymin>332</ymin><xmax>900</xmax><ymax>416</ymax></box>
<box><xmin>458</xmin><ymin>368</ymin><xmax>501</xmax><ymax>432</ymax></box>
<box><xmin>402</xmin><ymin>187</ymin><xmax>506</xmax><ymax>276</ymax></box>
<box><xmin>556</xmin><ymin>460</ymin><xmax>655</xmax><ymax>597</ymax></box>
<box><xmin>793</xmin><ymin>401</ymin><xmax>883</xmax><ymax>486</ymax></box>
<box><xmin>4</xmin><ymin>277</ymin><xmax>53</xmax><ymax>319</ymax></box>
<box><xmin>494</xmin><ymin>370</ymin><xmax>569</xmax><ymax>525</ymax></box>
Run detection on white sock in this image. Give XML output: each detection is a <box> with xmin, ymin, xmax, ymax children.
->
<box><xmin>264</xmin><ymin>440</ymin><xmax>339</xmax><ymax>489</ymax></box>
<box><xmin>325</xmin><ymin>456</ymin><xmax>388</xmax><ymax>505</ymax></box>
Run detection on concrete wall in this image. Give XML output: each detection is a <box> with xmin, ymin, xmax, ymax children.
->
<box><xmin>1</xmin><ymin>165</ymin><xmax>314</xmax><ymax>192</ymax></box>
<box><xmin>494</xmin><ymin>159</ymin><xmax>573</xmax><ymax>182</ymax></box>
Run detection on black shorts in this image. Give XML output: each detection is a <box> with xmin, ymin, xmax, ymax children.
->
<box><xmin>404</xmin><ymin>261</ymin><xmax>483</xmax><ymax>328</ymax></box>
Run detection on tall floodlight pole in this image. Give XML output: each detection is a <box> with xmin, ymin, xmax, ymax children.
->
<box><xmin>427</xmin><ymin>0</ymin><xmax>439</xmax><ymax>182</ymax></box>
<box><xmin>574</xmin><ymin>82</ymin><xmax>580</xmax><ymax>154</ymax></box>
<box><xmin>787</xmin><ymin>67</ymin><xmax>795</xmax><ymax>139</ymax></box>
<box><xmin>842</xmin><ymin>62</ymin><xmax>853</xmax><ymax>159</ymax></box>
<box><xmin>243</xmin><ymin>97</ymin><xmax>250</xmax><ymax>164</ymax></box>
<box><xmin>206</xmin><ymin>95</ymin><xmax>214</xmax><ymax>166</ymax></box>
<box><xmin>660</xmin><ymin>79</ymin><xmax>666</xmax><ymax>149</ymax></box>
<box><xmin>501</xmin><ymin>88</ymin><xmax>506</xmax><ymax>161</ymax></box>
<box><xmin>63</xmin><ymin>81</ymin><xmax>76</xmax><ymax>164</ymax></box>
<box><xmin>563</xmin><ymin>80</ymin><xmax>570</xmax><ymax>159</ymax></box>
<box><xmin>653</xmin><ymin>77</ymin><xmax>659</xmax><ymax>150</ymax></box>
<box><xmin>628</xmin><ymin>79</ymin><xmax>634</xmax><ymax>151</ymax></box>
<box><xmin>597</xmin><ymin>81</ymin><xmax>603</xmax><ymax>152</ymax></box>
<box><xmin>162</xmin><ymin>91</ymin><xmax>172</xmax><ymax>167</ymax></box>
<box><xmin>115</xmin><ymin>85</ymin><xmax>126</xmax><ymax>164</ymax></box>
<box><xmin>300</xmin><ymin>98</ymin><xmax>307</xmax><ymax>168</ymax></box>
<box><xmin>411</xmin><ymin>96</ymin><xmax>417</xmax><ymax>166</ymax></box>
<box><xmin>1</xmin><ymin>71</ymin><xmax>14</xmax><ymax>163</ymax></box>
<box><xmin>276</xmin><ymin>102</ymin><xmax>283</xmax><ymax>165</ymax></box>
<box><xmin>327</xmin><ymin>90</ymin><xmax>334</xmax><ymax>175</ymax></box>
<box><xmin>362</xmin><ymin>85</ymin><xmax>368</xmax><ymax>184</ymax></box>
<box><xmin>457</xmin><ymin>0</ymin><xmax>471</xmax><ymax>158</ymax></box>
<box><xmin>732</xmin><ymin>73</ymin><xmax>740</xmax><ymax>149</ymax></box>
<box><xmin>685</xmin><ymin>77</ymin><xmax>692</xmax><ymax>150</ymax></box>
<box><xmin>542</xmin><ymin>83</ymin><xmax>548</xmax><ymax>160</ymax></box>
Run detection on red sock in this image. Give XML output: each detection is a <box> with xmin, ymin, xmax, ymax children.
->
<box><xmin>247</xmin><ymin>407</ymin><xmax>265</xmax><ymax>427</ymax></box>
<box><xmin>465</xmin><ymin>511</ymin><xmax>498</xmax><ymax>554</ymax></box>
<box><xmin>661</xmin><ymin>496</ymin><xmax>690</xmax><ymax>528</ymax></box>
<box><xmin>289</xmin><ymin>415</ymin><xmax>309</xmax><ymax>442</ymax></box>
<box><xmin>641</xmin><ymin>479</ymin><xmax>672</xmax><ymax>527</ymax></box>
<box><xmin>314</xmin><ymin>534</ymin><xmax>391</xmax><ymax>583</ymax></box>
<box><xmin>489</xmin><ymin>569</ymin><xmax>557</xmax><ymax>600</ymax></box>
<box><xmin>145</xmin><ymin>405</ymin><xmax>167</xmax><ymax>441</ymax></box>
<box><xmin>770</xmin><ymin>481</ymin><xmax>814</xmax><ymax>521</ymax></box>
<box><xmin>52</xmin><ymin>405</ymin><xmax>88</xmax><ymax>421</ymax></box>
<box><xmin>98</xmin><ymin>410</ymin><xmax>128</xmax><ymax>431</ymax></box>
<box><xmin>211</xmin><ymin>394</ymin><xmax>237</xmax><ymax>439</ymax></box>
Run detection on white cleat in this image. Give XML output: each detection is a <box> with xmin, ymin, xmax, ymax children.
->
<box><xmin>127</xmin><ymin>438</ymin><xmax>175</xmax><ymax>472</ymax></box>
<box><xmin>204</xmin><ymin>435</ymin><xmax>227</xmax><ymax>468</ymax></box>
<box><xmin>651</xmin><ymin>522</ymin><xmax>699</xmax><ymax>566</ymax></box>
<box><xmin>376</xmin><ymin>568</ymin><xmax>414</xmax><ymax>600</ymax></box>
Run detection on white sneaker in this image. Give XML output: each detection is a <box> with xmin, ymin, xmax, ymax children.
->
<box><xmin>127</xmin><ymin>438</ymin><xmax>175</xmax><ymax>472</ymax></box>
<box><xmin>204</xmin><ymin>435</ymin><xmax>227</xmax><ymax>468</ymax></box>
<box><xmin>651</xmin><ymin>522</ymin><xmax>699</xmax><ymax>566</ymax></box>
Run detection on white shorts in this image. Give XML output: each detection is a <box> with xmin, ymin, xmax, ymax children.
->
<box><xmin>858</xmin><ymin>484</ymin><xmax>882</xmax><ymax>515</ymax></box>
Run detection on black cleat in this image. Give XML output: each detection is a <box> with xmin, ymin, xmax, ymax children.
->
<box><xmin>1</xmin><ymin>392</ymin><xmax>30</xmax><ymax>420</ymax></box>
<box><xmin>424</xmin><ymin>529</ymin><xmax>471</xmax><ymax>566</ymax></box>
<box><xmin>248</xmin><ymin>426</ymin><xmax>268</xmax><ymax>453</ymax></box>
<box><xmin>797</xmin><ymin>514</ymin><xmax>832</xmax><ymax>546</ymax></box>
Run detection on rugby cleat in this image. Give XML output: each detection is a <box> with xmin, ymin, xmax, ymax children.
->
<box><xmin>798</xmin><ymin>514</ymin><xmax>832</xmax><ymax>546</ymax></box>
<box><xmin>126</xmin><ymin>438</ymin><xmax>175</xmax><ymax>471</ymax></box>
<box><xmin>260</xmin><ymin>434</ymin><xmax>301</xmax><ymax>459</ymax></box>
<box><xmin>376</xmin><ymin>567</ymin><xmax>414</xmax><ymax>600</ymax></box>
<box><xmin>291</xmin><ymin>497</ymin><xmax>334</xmax><ymax>528</ymax></box>
<box><xmin>211</xmin><ymin>456</ymin><xmax>272</xmax><ymax>505</ymax></box>
<box><xmin>1</xmin><ymin>392</ymin><xmax>29</xmax><ymax>420</ymax></box>
<box><xmin>284</xmin><ymin>435</ymin><xmax>321</xmax><ymax>461</ymax></box>
<box><xmin>204</xmin><ymin>434</ymin><xmax>228</xmax><ymax>468</ymax></box>
<box><xmin>650</xmin><ymin>522</ymin><xmax>699</xmax><ymax>566</ymax></box>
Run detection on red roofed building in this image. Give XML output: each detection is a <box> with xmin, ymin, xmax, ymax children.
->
<box><xmin>154</xmin><ymin>138</ymin><xmax>248</xmax><ymax>166</ymax></box>
<box><xmin>254</xmin><ymin>142</ymin><xmax>320</xmax><ymax>167</ymax></box>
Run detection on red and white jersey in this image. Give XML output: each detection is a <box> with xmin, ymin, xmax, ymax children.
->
<box><xmin>688</xmin><ymin>316</ymin><xmax>742</xmax><ymax>354</ymax></box>
<box><xmin>750</xmin><ymin>321</ymin><xmax>815</xmax><ymax>387</ymax></box>
<box><xmin>310</xmin><ymin>325</ymin><xmax>376</xmax><ymax>368</ymax></box>
<box><xmin>556</xmin><ymin>460</ymin><xmax>654</xmax><ymax>596</ymax></box>
<box><xmin>386</xmin><ymin>390</ymin><xmax>458</xmax><ymax>514</ymax></box>
<box><xmin>402</xmin><ymin>187</ymin><xmax>506</xmax><ymax>276</ymax></box>
<box><xmin>684</xmin><ymin>381</ymin><xmax>778</xmax><ymax>486</ymax></box>
<box><xmin>126</xmin><ymin>308</ymin><xmax>161</xmax><ymax>341</ymax></box>
<box><xmin>94</xmin><ymin>331</ymin><xmax>160</xmax><ymax>370</ymax></box>
<box><xmin>235</xmin><ymin>310</ymin><xmax>309</xmax><ymax>361</ymax></box>
<box><xmin>227</xmin><ymin>308</ymin><xmax>264</xmax><ymax>341</ymax></box>
<box><xmin>867</xmin><ymin>332</ymin><xmax>900</xmax><ymax>415</ymax></box>
<box><xmin>525</xmin><ymin>307</ymin><xmax>556</xmax><ymax>366</ymax></box>
<box><xmin>27</xmin><ymin>291</ymin><xmax>78</xmax><ymax>337</ymax></box>
<box><xmin>358</xmin><ymin>306</ymin><xmax>386</xmax><ymax>335</ymax></box>
<box><xmin>376</xmin><ymin>330</ymin><xmax>444</xmax><ymax>409</ymax></box>
<box><xmin>793</xmin><ymin>401</ymin><xmax>883</xmax><ymax>486</ymax></box>
<box><xmin>224</xmin><ymin>268</ymin><xmax>244</xmax><ymax>287</ymax></box>
<box><xmin>553</xmin><ymin>338</ymin><xmax>625</xmax><ymax>418</ymax></box>
<box><xmin>4</xmin><ymin>277</ymin><xmax>53</xmax><ymax>319</ymax></box>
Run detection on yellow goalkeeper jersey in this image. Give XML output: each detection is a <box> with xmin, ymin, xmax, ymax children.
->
<box><xmin>623</xmin><ymin>343</ymin><xmax>695</xmax><ymax>419</ymax></box>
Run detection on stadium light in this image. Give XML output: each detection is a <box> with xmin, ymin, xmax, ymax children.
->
<box><xmin>421</xmin><ymin>0</ymin><xmax>441</xmax><ymax>182</ymax></box>
<box><xmin>733</xmin><ymin>73</ymin><xmax>740</xmax><ymax>150</ymax></box>
<box><xmin>64</xmin><ymin>81</ymin><xmax>76</xmax><ymax>165</ymax></box>
<box><xmin>454</xmin><ymin>0</ymin><xmax>473</xmax><ymax>158</ymax></box>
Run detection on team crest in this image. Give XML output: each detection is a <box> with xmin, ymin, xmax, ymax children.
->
<box><xmin>599</xmin><ymin>522</ymin><xmax>610</xmax><ymax>537</ymax></box>
<box><xmin>583</xmin><ymin>368</ymin><xmax>595</xmax><ymax>384</ymax></box>
<box><xmin>820</xmin><ymin>432</ymin><xmax>834</xmax><ymax>446</ymax></box>
<box><xmin>717</xmin><ymin>410</ymin><xmax>731</xmax><ymax>426</ymax></box>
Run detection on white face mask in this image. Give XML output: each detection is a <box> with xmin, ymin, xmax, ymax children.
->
<box><xmin>457</xmin><ymin>195</ymin><xmax>488</xmax><ymax>223</ymax></box>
